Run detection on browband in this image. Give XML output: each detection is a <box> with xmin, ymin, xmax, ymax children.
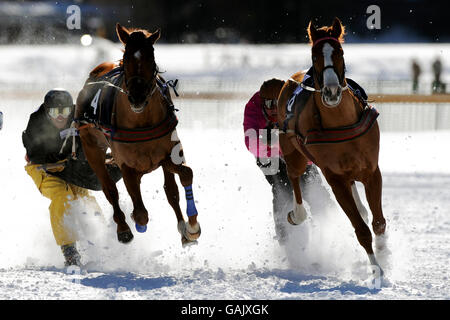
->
<box><xmin>312</xmin><ymin>36</ymin><xmax>340</xmax><ymax>48</ymax></box>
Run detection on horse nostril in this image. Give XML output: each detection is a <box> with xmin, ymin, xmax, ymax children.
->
<box><xmin>128</xmin><ymin>96</ymin><xmax>135</xmax><ymax>104</ymax></box>
<box><xmin>325</xmin><ymin>85</ymin><xmax>338</xmax><ymax>97</ymax></box>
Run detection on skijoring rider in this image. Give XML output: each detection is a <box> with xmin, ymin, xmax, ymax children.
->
<box><xmin>22</xmin><ymin>89</ymin><xmax>121</xmax><ymax>267</ymax></box>
<box><xmin>243</xmin><ymin>79</ymin><xmax>333</xmax><ymax>245</ymax></box>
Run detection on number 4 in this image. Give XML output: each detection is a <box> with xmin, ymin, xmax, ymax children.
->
<box><xmin>91</xmin><ymin>89</ymin><xmax>102</xmax><ymax>115</ymax></box>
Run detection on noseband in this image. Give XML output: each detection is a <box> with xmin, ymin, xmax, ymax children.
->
<box><xmin>124</xmin><ymin>67</ymin><xmax>159</xmax><ymax>102</ymax></box>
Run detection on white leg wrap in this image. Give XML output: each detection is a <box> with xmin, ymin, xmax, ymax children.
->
<box><xmin>291</xmin><ymin>203</ymin><xmax>308</xmax><ymax>225</ymax></box>
<box><xmin>351</xmin><ymin>183</ymin><xmax>369</xmax><ymax>224</ymax></box>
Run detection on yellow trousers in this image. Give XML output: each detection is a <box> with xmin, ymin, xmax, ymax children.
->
<box><xmin>25</xmin><ymin>163</ymin><xmax>101</xmax><ymax>246</ymax></box>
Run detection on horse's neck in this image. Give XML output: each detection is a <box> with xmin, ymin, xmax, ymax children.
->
<box><xmin>115</xmin><ymin>89</ymin><xmax>166</xmax><ymax>129</ymax></box>
<box><xmin>313</xmin><ymin>90</ymin><xmax>361</xmax><ymax>128</ymax></box>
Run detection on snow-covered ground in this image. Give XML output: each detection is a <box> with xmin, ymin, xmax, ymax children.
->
<box><xmin>0</xmin><ymin>43</ymin><xmax>449</xmax><ymax>300</ymax></box>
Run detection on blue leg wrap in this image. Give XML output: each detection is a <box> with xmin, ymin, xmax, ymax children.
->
<box><xmin>135</xmin><ymin>223</ymin><xmax>147</xmax><ymax>233</ymax></box>
<box><xmin>184</xmin><ymin>185</ymin><xmax>198</xmax><ymax>217</ymax></box>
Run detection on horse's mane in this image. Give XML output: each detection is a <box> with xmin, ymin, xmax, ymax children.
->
<box><xmin>128</xmin><ymin>28</ymin><xmax>153</xmax><ymax>40</ymax></box>
<box><xmin>308</xmin><ymin>24</ymin><xmax>346</xmax><ymax>45</ymax></box>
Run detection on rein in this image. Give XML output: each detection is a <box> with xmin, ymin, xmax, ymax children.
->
<box><xmin>288</xmin><ymin>77</ymin><xmax>349</xmax><ymax>93</ymax></box>
<box><xmin>86</xmin><ymin>80</ymin><xmax>128</xmax><ymax>95</ymax></box>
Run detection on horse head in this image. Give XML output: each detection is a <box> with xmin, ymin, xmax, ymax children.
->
<box><xmin>116</xmin><ymin>23</ymin><xmax>161</xmax><ymax>113</ymax></box>
<box><xmin>308</xmin><ymin>17</ymin><xmax>346</xmax><ymax>107</ymax></box>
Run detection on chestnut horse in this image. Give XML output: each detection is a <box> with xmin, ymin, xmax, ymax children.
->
<box><xmin>74</xmin><ymin>24</ymin><xmax>201</xmax><ymax>245</ymax></box>
<box><xmin>278</xmin><ymin>18</ymin><xmax>386</xmax><ymax>272</ymax></box>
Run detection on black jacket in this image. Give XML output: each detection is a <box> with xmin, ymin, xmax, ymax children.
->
<box><xmin>22</xmin><ymin>104</ymin><xmax>122</xmax><ymax>190</ymax></box>
<box><xmin>22</xmin><ymin>104</ymin><xmax>74</xmax><ymax>164</ymax></box>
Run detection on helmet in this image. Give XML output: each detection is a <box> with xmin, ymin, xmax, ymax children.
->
<box><xmin>260</xmin><ymin>79</ymin><xmax>285</xmax><ymax>123</ymax></box>
<box><xmin>260</xmin><ymin>78</ymin><xmax>285</xmax><ymax>101</ymax></box>
<box><xmin>43</xmin><ymin>89</ymin><xmax>74</xmax><ymax>118</ymax></box>
<box><xmin>44</xmin><ymin>89</ymin><xmax>74</xmax><ymax>109</ymax></box>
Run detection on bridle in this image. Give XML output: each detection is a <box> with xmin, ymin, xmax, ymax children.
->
<box><xmin>300</xmin><ymin>36</ymin><xmax>348</xmax><ymax>93</ymax></box>
<box><xmin>124</xmin><ymin>63</ymin><xmax>159</xmax><ymax>103</ymax></box>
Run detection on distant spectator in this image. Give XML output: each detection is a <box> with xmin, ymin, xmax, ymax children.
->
<box><xmin>432</xmin><ymin>58</ymin><xmax>446</xmax><ymax>94</ymax></box>
<box><xmin>411</xmin><ymin>59</ymin><xmax>421</xmax><ymax>93</ymax></box>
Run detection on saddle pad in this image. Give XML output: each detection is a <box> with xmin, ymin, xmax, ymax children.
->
<box><xmin>80</xmin><ymin>67</ymin><xmax>124</xmax><ymax>127</ymax></box>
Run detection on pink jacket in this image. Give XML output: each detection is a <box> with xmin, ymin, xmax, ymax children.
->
<box><xmin>243</xmin><ymin>91</ymin><xmax>281</xmax><ymax>158</ymax></box>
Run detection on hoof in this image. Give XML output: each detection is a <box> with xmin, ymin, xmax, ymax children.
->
<box><xmin>118</xmin><ymin>230</ymin><xmax>134</xmax><ymax>244</ymax></box>
<box><xmin>181</xmin><ymin>236</ymin><xmax>198</xmax><ymax>247</ymax></box>
<box><xmin>135</xmin><ymin>223</ymin><xmax>147</xmax><ymax>233</ymax></box>
<box><xmin>185</xmin><ymin>223</ymin><xmax>201</xmax><ymax>241</ymax></box>
<box><xmin>177</xmin><ymin>221</ymin><xmax>201</xmax><ymax>244</ymax></box>
<box><xmin>287</xmin><ymin>203</ymin><xmax>307</xmax><ymax>225</ymax></box>
<box><xmin>287</xmin><ymin>211</ymin><xmax>297</xmax><ymax>225</ymax></box>
<box><xmin>368</xmin><ymin>254</ymin><xmax>384</xmax><ymax>277</ymax></box>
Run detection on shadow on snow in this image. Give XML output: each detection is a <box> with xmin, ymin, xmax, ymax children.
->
<box><xmin>80</xmin><ymin>273</ymin><xmax>177</xmax><ymax>291</ymax></box>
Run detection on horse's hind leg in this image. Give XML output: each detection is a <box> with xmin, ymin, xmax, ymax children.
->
<box><xmin>362</xmin><ymin>166</ymin><xmax>386</xmax><ymax>236</ymax></box>
<box><xmin>79</xmin><ymin>128</ymin><xmax>133</xmax><ymax>243</ymax></box>
<box><xmin>121</xmin><ymin>164</ymin><xmax>148</xmax><ymax>232</ymax></box>
<box><xmin>325</xmin><ymin>173</ymin><xmax>382</xmax><ymax>271</ymax></box>
<box><xmin>283</xmin><ymin>150</ymin><xmax>308</xmax><ymax>225</ymax></box>
<box><xmin>161</xmin><ymin>159</ymin><xmax>201</xmax><ymax>244</ymax></box>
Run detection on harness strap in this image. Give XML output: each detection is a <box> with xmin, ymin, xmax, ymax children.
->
<box><xmin>101</xmin><ymin>111</ymin><xmax>178</xmax><ymax>143</ymax></box>
<box><xmin>303</xmin><ymin>106</ymin><xmax>379</xmax><ymax>145</ymax></box>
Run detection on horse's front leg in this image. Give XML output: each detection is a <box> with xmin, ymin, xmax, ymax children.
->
<box><xmin>325</xmin><ymin>173</ymin><xmax>383</xmax><ymax>273</ymax></box>
<box><xmin>351</xmin><ymin>181</ymin><xmax>369</xmax><ymax>225</ymax></box>
<box><xmin>79</xmin><ymin>128</ymin><xmax>133</xmax><ymax>243</ymax></box>
<box><xmin>282</xmin><ymin>150</ymin><xmax>308</xmax><ymax>225</ymax></box>
<box><xmin>161</xmin><ymin>159</ymin><xmax>201</xmax><ymax>244</ymax></box>
<box><xmin>162</xmin><ymin>166</ymin><xmax>196</xmax><ymax>246</ymax></box>
<box><xmin>363</xmin><ymin>166</ymin><xmax>386</xmax><ymax>236</ymax></box>
<box><xmin>121</xmin><ymin>164</ymin><xmax>148</xmax><ymax>233</ymax></box>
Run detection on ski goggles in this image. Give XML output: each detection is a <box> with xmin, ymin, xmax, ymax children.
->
<box><xmin>48</xmin><ymin>106</ymin><xmax>72</xmax><ymax>119</ymax></box>
<box><xmin>263</xmin><ymin>99</ymin><xmax>278</xmax><ymax>109</ymax></box>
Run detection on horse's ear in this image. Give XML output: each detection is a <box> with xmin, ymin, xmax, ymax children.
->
<box><xmin>307</xmin><ymin>20</ymin><xmax>319</xmax><ymax>44</ymax></box>
<box><xmin>331</xmin><ymin>17</ymin><xmax>344</xmax><ymax>40</ymax></box>
<box><xmin>116</xmin><ymin>23</ymin><xmax>130</xmax><ymax>45</ymax></box>
<box><xmin>147</xmin><ymin>29</ymin><xmax>161</xmax><ymax>44</ymax></box>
